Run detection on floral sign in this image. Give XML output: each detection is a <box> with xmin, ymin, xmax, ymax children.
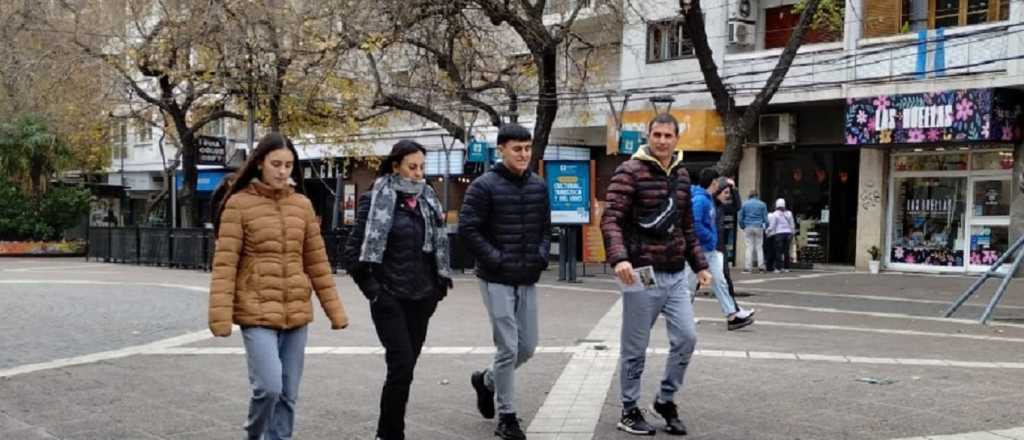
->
<box><xmin>845</xmin><ymin>89</ymin><xmax>1022</xmax><ymax>145</ymax></box>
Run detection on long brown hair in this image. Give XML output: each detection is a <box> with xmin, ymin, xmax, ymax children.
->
<box><xmin>211</xmin><ymin>132</ymin><xmax>305</xmax><ymax>235</ymax></box>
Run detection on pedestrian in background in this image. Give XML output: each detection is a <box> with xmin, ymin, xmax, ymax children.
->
<box><xmin>343</xmin><ymin>140</ymin><xmax>452</xmax><ymax>440</ymax></box>
<box><xmin>208</xmin><ymin>132</ymin><xmax>349</xmax><ymax>440</ymax></box>
<box><xmin>767</xmin><ymin>198</ymin><xmax>796</xmax><ymax>273</ymax></box>
<box><xmin>738</xmin><ymin>190</ymin><xmax>768</xmax><ymax>273</ymax></box>
<box><xmin>713</xmin><ymin>177</ymin><xmax>755</xmax><ymax>326</ymax></box>
<box><xmin>601</xmin><ymin>113</ymin><xmax>710</xmax><ymax>436</ymax></box>
<box><xmin>459</xmin><ymin>123</ymin><xmax>551</xmax><ymax>440</ymax></box>
<box><xmin>690</xmin><ymin>169</ymin><xmax>754</xmax><ymax>331</ymax></box>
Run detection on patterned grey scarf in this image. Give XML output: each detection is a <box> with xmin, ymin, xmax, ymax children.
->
<box><xmin>359</xmin><ymin>174</ymin><xmax>451</xmax><ymax>281</ymax></box>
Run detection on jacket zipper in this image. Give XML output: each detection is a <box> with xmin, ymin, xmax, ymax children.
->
<box><xmin>275</xmin><ymin>197</ymin><xmax>288</xmax><ymax>327</ymax></box>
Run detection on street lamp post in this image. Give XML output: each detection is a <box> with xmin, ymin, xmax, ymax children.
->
<box><xmin>446</xmin><ymin>107</ymin><xmax>478</xmax><ymax>213</ymax></box>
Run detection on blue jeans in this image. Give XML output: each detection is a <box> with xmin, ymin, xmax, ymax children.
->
<box><xmin>619</xmin><ymin>270</ymin><xmax>697</xmax><ymax>408</ymax></box>
<box><xmin>242</xmin><ymin>325</ymin><xmax>308</xmax><ymax>440</ymax></box>
<box><xmin>686</xmin><ymin>250</ymin><xmax>738</xmax><ymax>316</ymax></box>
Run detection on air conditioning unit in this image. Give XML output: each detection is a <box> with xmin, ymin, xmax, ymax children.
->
<box><xmin>728</xmin><ymin>22</ymin><xmax>756</xmax><ymax>47</ymax></box>
<box><xmin>729</xmin><ymin>0</ymin><xmax>755</xmax><ymax>22</ymax></box>
<box><xmin>759</xmin><ymin>113</ymin><xmax>796</xmax><ymax>144</ymax></box>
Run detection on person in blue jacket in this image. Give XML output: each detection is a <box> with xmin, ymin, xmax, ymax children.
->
<box><xmin>738</xmin><ymin>190</ymin><xmax>769</xmax><ymax>273</ymax></box>
<box><xmin>688</xmin><ymin>168</ymin><xmax>754</xmax><ymax>331</ymax></box>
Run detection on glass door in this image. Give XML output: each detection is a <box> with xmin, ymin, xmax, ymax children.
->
<box><xmin>966</xmin><ymin>176</ymin><xmax>1012</xmax><ymax>272</ymax></box>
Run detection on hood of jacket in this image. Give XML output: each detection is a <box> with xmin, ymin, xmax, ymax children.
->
<box><xmin>632</xmin><ymin>145</ymin><xmax>684</xmax><ymax>175</ymax></box>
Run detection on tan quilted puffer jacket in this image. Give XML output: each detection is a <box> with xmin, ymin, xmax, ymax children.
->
<box><xmin>208</xmin><ymin>180</ymin><xmax>348</xmax><ymax>336</ymax></box>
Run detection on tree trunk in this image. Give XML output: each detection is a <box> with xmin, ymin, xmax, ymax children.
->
<box><xmin>718</xmin><ymin>114</ymin><xmax>744</xmax><ymax>177</ymax></box>
<box><xmin>529</xmin><ymin>48</ymin><xmax>558</xmax><ymax>172</ymax></box>
<box><xmin>173</xmin><ymin>116</ymin><xmax>200</xmax><ymax>228</ymax></box>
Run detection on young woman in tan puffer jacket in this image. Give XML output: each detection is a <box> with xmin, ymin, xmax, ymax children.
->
<box><xmin>208</xmin><ymin>132</ymin><xmax>348</xmax><ymax>440</ymax></box>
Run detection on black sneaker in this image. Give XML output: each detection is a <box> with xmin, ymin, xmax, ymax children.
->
<box><xmin>727</xmin><ymin>315</ymin><xmax>754</xmax><ymax>331</ymax></box>
<box><xmin>652</xmin><ymin>400</ymin><xmax>688</xmax><ymax>435</ymax></box>
<box><xmin>495</xmin><ymin>413</ymin><xmax>526</xmax><ymax>440</ymax></box>
<box><xmin>617</xmin><ymin>407</ymin><xmax>656</xmax><ymax>436</ymax></box>
<box><xmin>472</xmin><ymin>370</ymin><xmax>496</xmax><ymax>419</ymax></box>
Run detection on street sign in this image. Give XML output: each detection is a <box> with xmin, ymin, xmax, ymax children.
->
<box><xmin>197</xmin><ymin>135</ymin><xmax>227</xmax><ymax>166</ymax></box>
<box><xmin>544</xmin><ymin>160</ymin><xmax>591</xmax><ymax>225</ymax></box>
<box><xmin>619</xmin><ymin>130</ymin><xmax>642</xmax><ymax>155</ymax></box>
<box><xmin>467</xmin><ymin>140</ymin><xmax>491</xmax><ymax>163</ymax></box>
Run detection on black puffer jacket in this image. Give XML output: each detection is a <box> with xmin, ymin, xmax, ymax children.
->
<box><xmin>458</xmin><ymin>163</ymin><xmax>551</xmax><ymax>286</ymax></box>
<box><xmin>343</xmin><ymin>193</ymin><xmax>444</xmax><ymax>301</ymax></box>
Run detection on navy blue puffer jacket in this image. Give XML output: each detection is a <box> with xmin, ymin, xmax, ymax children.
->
<box><xmin>458</xmin><ymin>163</ymin><xmax>551</xmax><ymax>286</ymax></box>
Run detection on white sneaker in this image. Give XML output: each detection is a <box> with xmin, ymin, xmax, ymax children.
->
<box><xmin>735</xmin><ymin>308</ymin><xmax>756</xmax><ymax>319</ymax></box>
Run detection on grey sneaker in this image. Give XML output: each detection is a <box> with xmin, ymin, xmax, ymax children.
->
<box><xmin>617</xmin><ymin>407</ymin><xmax>656</xmax><ymax>436</ymax></box>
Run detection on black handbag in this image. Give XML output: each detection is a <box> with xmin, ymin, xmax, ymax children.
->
<box><xmin>636</xmin><ymin>172</ymin><xmax>680</xmax><ymax>238</ymax></box>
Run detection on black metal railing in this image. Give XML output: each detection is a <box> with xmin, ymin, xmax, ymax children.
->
<box><xmin>86</xmin><ymin>226</ymin><xmax>355</xmax><ymax>272</ymax></box>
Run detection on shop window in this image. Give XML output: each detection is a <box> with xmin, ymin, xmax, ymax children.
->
<box><xmin>971</xmin><ymin>149</ymin><xmax>1015</xmax><ymax>170</ymax></box>
<box><xmin>647</xmin><ymin>18</ymin><xmax>693</xmax><ymax>63</ymax></box>
<box><xmin>890</xmin><ymin>177</ymin><xmax>966</xmax><ymax>267</ymax></box>
<box><xmin>764</xmin><ymin>4</ymin><xmax>843</xmax><ymax>49</ymax></box>
<box><xmin>893</xmin><ymin>152</ymin><xmax>968</xmax><ymax>172</ymax></box>
<box><xmin>969</xmin><ymin>225</ymin><xmax>1008</xmax><ymax>265</ymax></box>
<box><xmin>971</xmin><ymin>179</ymin><xmax>1011</xmax><ymax>217</ymax></box>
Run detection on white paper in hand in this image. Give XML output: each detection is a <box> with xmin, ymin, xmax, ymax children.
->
<box><xmin>615</xmin><ymin>265</ymin><xmax>657</xmax><ymax>292</ymax></box>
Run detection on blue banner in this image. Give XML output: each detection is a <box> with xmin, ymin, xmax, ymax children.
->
<box><xmin>467</xmin><ymin>140</ymin><xmax>491</xmax><ymax>163</ymax></box>
<box><xmin>619</xmin><ymin>130</ymin><xmax>642</xmax><ymax>155</ymax></box>
<box><xmin>175</xmin><ymin>170</ymin><xmax>230</xmax><ymax>192</ymax></box>
<box><xmin>544</xmin><ymin>160</ymin><xmax>590</xmax><ymax>225</ymax></box>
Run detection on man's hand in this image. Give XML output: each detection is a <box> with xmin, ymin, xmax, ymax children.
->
<box><xmin>614</xmin><ymin>261</ymin><xmax>635</xmax><ymax>286</ymax></box>
<box><xmin>696</xmin><ymin>270</ymin><xmax>713</xmax><ymax>289</ymax></box>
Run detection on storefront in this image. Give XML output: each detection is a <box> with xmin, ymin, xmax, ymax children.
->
<box><xmin>845</xmin><ymin>88</ymin><xmax>1021</xmax><ymax>273</ymax></box>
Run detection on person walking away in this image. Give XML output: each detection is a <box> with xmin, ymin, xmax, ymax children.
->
<box><xmin>601</xmin><ymin>113</ymin><xmax>711</xmax><ymax>436</ymax></box>
<box><xmin>459</xmin><ymin>124</ymin><xmax>551</xmax><ymax>440</ymax></box>
<box><xmin>738</xmin><ymin>190</ymin><xmax>768</xmax><ymax>273</ymax></box>
<box><xmin>768</xmin><ymin>198</ymin><xmax>796</xmax><ymax>273</ymax></box>
<box><xmin>208</xmin><ymin>132</ymin><xmax>349</xmax><ymax>440</ymax></box>
<box><xmin>689</xmin><ymin>169</ymin><xmax>755</xmax><ymax>331</ymax></box>
<box><xmin>343</xmin><ymin>140</ymin><xmax>452</xmax><ymax>440</ymax></box>
<box><xmin>713</xmin><ymin>177</ymin><xmax>755</xmax><ymax>324</ymax></box>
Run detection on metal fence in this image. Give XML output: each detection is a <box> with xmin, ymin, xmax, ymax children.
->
<box><xmin>86</xmin><ymin>226</ymin><xmax>477</xmax><ymax>273</ymax></box>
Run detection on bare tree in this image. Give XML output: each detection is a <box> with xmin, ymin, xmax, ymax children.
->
<box><xmin>680</xmin><ymin>0</ymin><xmax>824</xmax><ymax>175</ymax></box>
<box><xmin>362</xmin><ymin>0</ymin><xmax>612</xmax><ymax>170</ymax></box>
<box><xmin>56</xmin><ymin>0</ymin><xmax>243</xmax><ymax>226</ymax></box>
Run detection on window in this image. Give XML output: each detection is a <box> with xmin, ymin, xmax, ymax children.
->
<box><xmin>927</xmin><ymin>0</ymin><xmax>1006</xmax><ymax>29</ymax></box>
<box><xmin>890</xmin><ymin>177</ymin><xmax>967</xmax><ymax>267</ymax></box>
<box><xmin>111</xmin><ymin>120</ymin><xmax>128</xmax><ymax>160</ymax></box>
<box><xmin>135</xmin><ymin>118</ymin><xmax>152</xmax><ymax>144</ymax></box>
<box><xmin>647</xmin><ymin>18</ymin><xmax>693</xmax><ymax>63</ymax></box>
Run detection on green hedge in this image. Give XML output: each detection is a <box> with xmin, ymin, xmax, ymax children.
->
<box><xmin>0</xmin><ymin>178</ymin><xmax>90</xmax><ymax>241</ymax></box>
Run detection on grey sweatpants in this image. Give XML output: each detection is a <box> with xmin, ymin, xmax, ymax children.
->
<box><xmin>619</xmin><ymin>269</ymin><xmax>697</xmax><ymax>409</ymax></box>
<box><xmin>479</xmin><ymin>281</ymin><xmax>539</xmax><ymax>415</ymax></box>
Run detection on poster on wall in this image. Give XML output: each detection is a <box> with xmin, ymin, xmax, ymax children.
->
<box><xmin>342</xmin><ymin>184</ymin><xmax>356</xmax><ymax>225</ymax></box>
<box><xmin>544</xmin><ymin>160</ymin><xmax>591</xmax><ymax>225</ymax></box>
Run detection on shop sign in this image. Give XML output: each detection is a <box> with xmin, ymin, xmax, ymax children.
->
<box><xmin>845</xmin><ymin>89</ymin><xmax>1022</xmax><ymax>145</ymax></box>
<box><xmin>544</xmin><ymin>160</ymin><xmax>591</xmax><ymax>225</ymax></box>
<box><xmin>197</xmin><ymin>135</ymin><xmax>227</xmax><ymax>165</ymax></box>
<box><xmin>607</xmin><ymin>109</ymin><xmax>725</xmax><ymax>155</ymax></box>
<box><xmin>175</xmin><ymin>170</ymin><xmax>230</xmax><ymax>192</ymax></box>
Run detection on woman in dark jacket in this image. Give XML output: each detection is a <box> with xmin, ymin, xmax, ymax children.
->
<box><xmin>343</xmin><ymin>140</ymin><xmax>452</xmax><ymax>440</ymax></box>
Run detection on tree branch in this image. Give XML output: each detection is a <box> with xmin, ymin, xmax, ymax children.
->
<box><xmin>738</xmin><ymin>0</ymin><xmax>823</xmax><ymax>133</ymax></box>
